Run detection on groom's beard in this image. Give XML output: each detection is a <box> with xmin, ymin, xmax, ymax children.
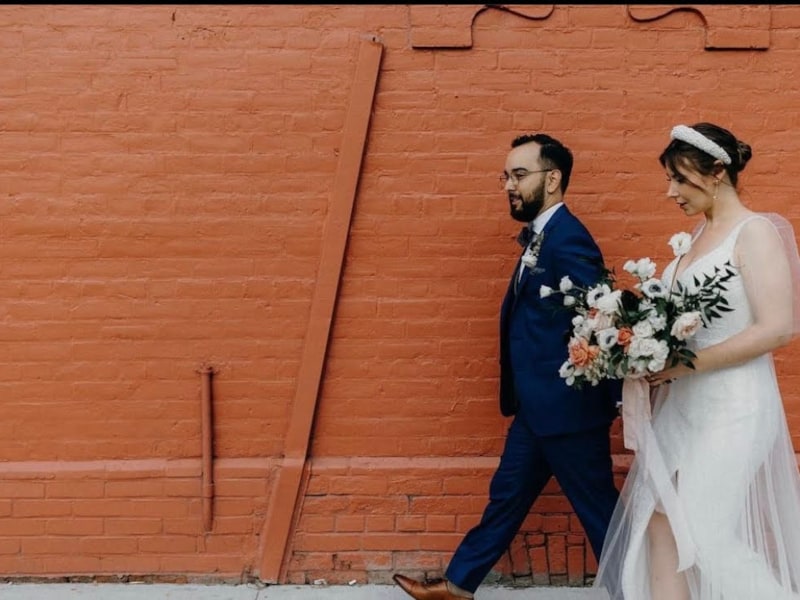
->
<box><xmin>509</xmin><ymin>180</ymin><xmax>546</xmax><ymax>223</ymax></box>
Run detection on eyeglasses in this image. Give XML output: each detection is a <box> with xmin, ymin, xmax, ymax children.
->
<box><xmin>499</xmin><ymin>168</ymin><xmax>553</xmax><ymax>188</ymax></box>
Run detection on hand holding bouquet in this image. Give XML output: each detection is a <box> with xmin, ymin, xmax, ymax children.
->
<box><xmin>540</xmin><ymin>232</ymin><xmax>736</xmax><ymax>389</ymax></box>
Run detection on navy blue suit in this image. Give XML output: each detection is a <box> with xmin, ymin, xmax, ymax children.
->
<box><xmin>445</xmin><ymin>205</ymin><xmax>620</xmax><ymax>593</ymax></box>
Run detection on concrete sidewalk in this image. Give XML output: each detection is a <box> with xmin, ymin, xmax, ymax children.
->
<box><xmin>0</xmin><ymin>583</ymin><xmax>599</xmax><ymax>599</ymax></box>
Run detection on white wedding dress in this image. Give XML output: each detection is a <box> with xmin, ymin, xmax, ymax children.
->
<box><xmin>592</xmin><ymin>214</ymin><xmax>800</xmax><ymax>599</ymax></box>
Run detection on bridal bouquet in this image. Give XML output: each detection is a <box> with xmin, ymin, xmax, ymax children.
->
<box><xmin>541</xmin><ymin>232</ymin><xmax>737</xmax><ymax>389</ymax></box>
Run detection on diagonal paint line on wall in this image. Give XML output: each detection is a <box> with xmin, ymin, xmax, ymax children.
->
<box><xmin>257</xmin><ymin>35</ymin><xmax>385</xmax><ymax>584</ymax></box>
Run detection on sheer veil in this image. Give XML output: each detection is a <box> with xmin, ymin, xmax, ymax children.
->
<box><xmin>763</xmin><ymin>212</ymin><xmax>800</xmax><ymax>337</ymax></box>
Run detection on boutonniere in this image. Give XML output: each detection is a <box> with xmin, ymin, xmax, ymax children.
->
<box><xmin>521</xmin><ymin>232</ymin><xmax>544</xmax><ymax>270</ymax></box>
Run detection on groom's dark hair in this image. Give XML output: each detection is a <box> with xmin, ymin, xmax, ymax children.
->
<box><xmin>511</xmin><ymin>133</ymin><xmax>573</xmax><ymax>194</ymax></box>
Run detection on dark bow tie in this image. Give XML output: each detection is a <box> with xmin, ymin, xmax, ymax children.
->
<box><xmin>517</xmin><ymin>226</ymin><xmax>537</xmax><ymax>247</ymax></box>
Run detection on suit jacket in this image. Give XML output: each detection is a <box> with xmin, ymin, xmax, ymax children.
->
<box><xmin>499</xmin><ymin>205</ymin><xmax>620</xmax><ymax>435</ymax></box>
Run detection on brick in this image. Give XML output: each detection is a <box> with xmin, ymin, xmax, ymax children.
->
<box><xmin>530</xmin><ymin>545</ymin><xmax>550</xmax><ymax>585</ymax></box>
<box><xmin>567</xmin><ymin>542</ymin><xmax>586</xmax><ymax>585</ymax></box>
<box><xmin>508</xmin><ymin>534</ymin><xmax>531</xmax><ymax>576</ymax></box>
<box><xmin>547</xmin><ymin>535</ymin><xmax>567</xmax><ymax>575</ymax></box>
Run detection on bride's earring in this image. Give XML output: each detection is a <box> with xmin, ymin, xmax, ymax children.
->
<box><xmin>712</xmin><ymin>178</ymin><xmax>720</xmax><ymax>200</ymax></box>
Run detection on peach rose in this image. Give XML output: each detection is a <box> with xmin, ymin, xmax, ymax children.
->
<box><xmin>671</xmin><ymin>311</ymin><xmax>703</xmax><ymax>341</ymax></box>
<box><xmin>568</xmin><ymin>337</ymin><xmax>600</xmax><ymax>368</ymax></box>
<box><xmin>617</xmin><ymin>327</ymin><xmax>634</xmax><ymax>349</ymax></box>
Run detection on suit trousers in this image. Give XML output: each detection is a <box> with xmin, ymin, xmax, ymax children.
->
<box><xmin>444</xmin><ymin>415</ymin><xmax>619</xmax><ymax>593</ymax></box>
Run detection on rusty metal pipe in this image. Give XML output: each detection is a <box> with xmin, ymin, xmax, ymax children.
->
<box><xmin>199</xmin><ymin>365</ymin><xmax>215</xmax><ymax>532</ymax></box>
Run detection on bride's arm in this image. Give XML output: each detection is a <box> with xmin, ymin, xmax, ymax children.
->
<box><xmin>656</xmin><ymin>218</ymin><xmax>793</xmax><ymax>381</ymax></box>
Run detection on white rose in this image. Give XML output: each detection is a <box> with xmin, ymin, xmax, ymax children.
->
<box><xmin>632</xmin><ymin>320</ymin><xmax>654</xmax><ymax>339</ymax></box>
<box><xmin>626</xmin><ymin>337</ymin><xmax>645</xmax><ymax>360</ymax></box>
<box><xmin>539</xmin><ymin>285</ymin><xmax>554</xmax><ymax>298</ymax></box>
<box><xmin>671</xmin><ymin>311</ymin><xmax>703</xmax><ymax>341</ymax></box>
<box><xmin>587</xmin><ymin>311</ymin><xmax>613</xmax><ymax>332</ymax></box>
<box><xmin>653</xmin><ymin>339</ymin><xmax>670</xmax><ymax>362</ymax></box>
<box><xmin>669</xmin><ymin>232</ymin><xmax>693</xmax><ymax>257</ymax></box>
<box><xmin>648</xmin><ymin>312</ymin><xmax>668</xmax><ymax>332</ymax></box>
<box><xmin>559</xmin><ymin>276</ymin><xmax>574</xmax><ymax>293</ymax></box>
<box><xmin>628</xmin><ymin>336</ymin><xmax>659</xmax><ymax>360</ymax></box>
<box><xmin>564</xmin><ymin>295</ymin><xmax>576</xmax><ymax>307</ymax></box>
<box><xmin>624</xmin><ymin>258</ymin><xmax>656</xmax><ymax>281</ymax></box>
<box><xmin>635</xmin><ymin>258</ymin><xmax>657</xmax><ymax>280</ymax></box>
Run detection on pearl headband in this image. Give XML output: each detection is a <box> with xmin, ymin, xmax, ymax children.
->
<box><xmin>670</xmin><ymin>124</ymin><xmax>732</xmax><ymax>165</ymax></box>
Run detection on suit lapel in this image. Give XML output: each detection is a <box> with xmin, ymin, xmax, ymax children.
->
<box><xmin>516</xmin><ymin>205</ymin><xmax>568</xmax><ymax>297</ymax></box>
<box><xmin>516</xmin><ymin>242</ymin><xmax>535</xmax><ymax>295</ymax></box>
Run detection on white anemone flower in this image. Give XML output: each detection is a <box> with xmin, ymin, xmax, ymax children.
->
<box><xmin>586</xmin><ymin>284</ymin><xmax>613</xmax><ymax>308</ymax></box>
<box><xmin>641</xmin><ymin>278</ymin><xmax>668</xmax><ymax>299</ymax></box>
<box><xmin>597</xmin><ymin>327</ymin><xmax>619</xmax><ymax>351</ymax></box>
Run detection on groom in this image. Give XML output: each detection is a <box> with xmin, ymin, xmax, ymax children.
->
<box><xmin>394</xmin><ymin>134</ymin><xmax>621</xmax><ymax>599</ymax></box>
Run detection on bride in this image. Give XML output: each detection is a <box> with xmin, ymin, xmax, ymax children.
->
<box><xmin>592</xmin><ymin>122</ymin><xmax>800</xmax><ymax>599</ymax></box>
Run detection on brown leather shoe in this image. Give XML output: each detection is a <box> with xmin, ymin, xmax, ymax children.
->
<box><xmin>392</xmin><ymin>574</ymin><xmax>462</xmax><ymax>599</ymax></box>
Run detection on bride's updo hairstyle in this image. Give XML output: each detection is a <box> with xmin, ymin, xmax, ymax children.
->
<box><xmin>659</xmin><ymin>122</ymin><xmax>752</xmax><ymax>188</ymax></box>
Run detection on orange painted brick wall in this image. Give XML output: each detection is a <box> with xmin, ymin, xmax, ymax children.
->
<box><xmin>1</xmin><ymin>3</ymin><xmax>799</xmax><ymax>587</ymax></box>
